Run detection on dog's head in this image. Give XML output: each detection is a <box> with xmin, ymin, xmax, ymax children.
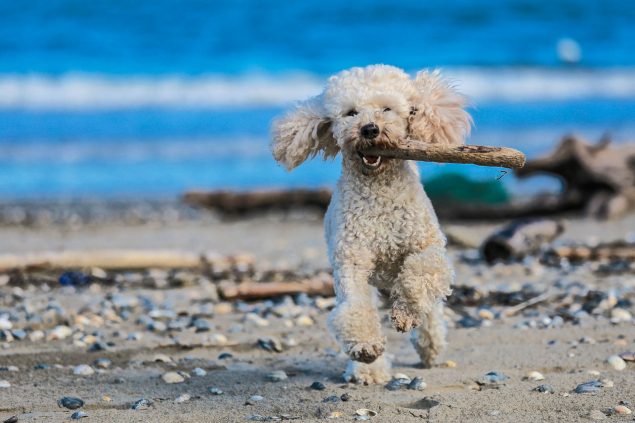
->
<box><xmin>272</xmin><ymin>65</ymin><xmax>471</xmax><ymax>174</ymax></box>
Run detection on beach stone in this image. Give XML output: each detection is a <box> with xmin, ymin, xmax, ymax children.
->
<box><xmin>174</xmin><ymin>394</ymin><xmax>191</xmax><ymax>403</ymax></box>
<box><xmin>131</xmin><ymin>398</ymin><xmax>152</xmax><ymax>410</ymax></box>
<box><xmin>192</xmin><ymin>318</ymin><xmax>212</xmax><ymax>332</ymax></box>
<box><xmin>408</xmin><ymin>377</ymin><xmax>427</xmax><ymax>391</ymax></box>
<box><xmin>310</xmin><ymin>381</ymin><xmax>326</xmax><ymax>390</ymax></box>
<box><xmin>162</xmin><ymin>371</ymin><xmax>185</xmax><ymax>384</ymax></box>
<box><xmin>525</xmin><ymin>371</ymin><xmax>545</xmax><ymax>381</ymax></box>
<box><xmin>246</xmin><ymin>395</ymin><xmax>264</xmax><ymax>405</ymax></box>
<box><xmin>58</xmin><ymin>396</ymin><xmax>84</xmax><ymax>410</ymax></box>
<box><xmin>477</xmin><ymin>309</ymin><xmax>495</xmax><ymax>320</ymax></box>
<box><xmin>73</xmin><ymin>364</ymin><xmax>94</xmax><ymax>376</ymax></box>
<box><xmin>244</xmin><ymin>313</ymin><xmax>269</xmax><ymax>327</ymax></box>
<box><xmin>208</xmin><ymin>387</ymin><xmax>224</xmax><ymax>395</ymax></box>
<box><xmin>533</xmin><ymin>384</ymin><xmax>555</xmax><ymax>393</ymax></box>
<box><xmin>3</xmin><ymin>416</ymin><xmax>18</xmax><ymax>423</ymax></box>
<box><xmin>257</xmin><ymin>337</ymin><xmax>283</xmax><ymax>352</ymax></box>
<box><xmin>481</xmin><ymin>371</ymin><xmax>509</xmax><ymax>384</ymax></box>
<box><xmin>587</xmin><ymin>409</ymin><xmax>606</xmax><ymax>420</ymax></box>
<box><xmin>619</xmin><ymin>351</ymin><xmax>635</xmax><ymax>362</ymax></box>
<box><xmin>70</xmin><ymin>411</ymin><xmax>88</xmax><ymax>419</ymax></box>
<box><xmin>614</xmin><ymin>405</ymin><xmax>632</xmax><ymax>415</ymax></box>
<box><xmin>49</xmin><ymin>325</ymin><xmax>72</xmax><ymax>340</ymax></box>
<box><xmin>340</xmin><ymin>393</ymin><xmax>351</xmax><ymax>401</ymax></box>
<box><xmin>192</xmin><ymin>367</ymin><xmax>207</xmax><ymax>376</ymax></box>
<box><xmin>0</xmin><ymin>380</ymin><xmax>10</xmax><ymax>388</ymax></box>
<box><xmin>152</xmin><ymin>353</ymin><xmax>172</xmax><ymax>363</ymax></box>
<box><xmin>574</xmin><ymin>380</ymin><xmax>603</xmax><ymax>394</ymax></box>
<box><xmin>607</xmin><ymin>355</ymin><xmax>626</xmax><ymax>371</ymax></box>
<box><xmin>322</xmin><ymin>395</ymin><xmax>339</xmax><ymax>403</ymax></box>
<box><xmin>610</xmin><ymin>308</ymin><xmax>632</xmax><ymax>323</ymax></box>
<box><xmin>218</xmin><ymin>352</ymin><xmax>233</xmax><ymax>360</ymax></box>
<box><xmin>28</xmin><ymin>330</ymin><xmax>45</xmax><ymax>342</ymax></box>
<box><xmin>266</xmin><ymin>370</ymin><xmax>288</xmax><ymax>382</ymax></box>
<box><xmin>93</xmin><ymin>358</ymin><xmax>112</xmax><ymax>369</ymax></box>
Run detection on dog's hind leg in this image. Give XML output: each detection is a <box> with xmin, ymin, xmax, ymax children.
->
<box><xmin>390</xmin><ymin>246</ymin><xmax>453</xmax><ymax>332</ymax></box>
<box><xmin>410</xmin><ymin>302</ymin><xmax>447</xmax><ymax>368</ymax></box>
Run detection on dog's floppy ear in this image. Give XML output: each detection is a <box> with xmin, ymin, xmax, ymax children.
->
<box><xmin>408</xmin><ymin>70</ymin><xmax>472</xmax><ymax>146</ymax></box>
<box><xmin>271</xmin><ymin>95</ymin><xmax>338</xmax><ymax>170</ymax></box>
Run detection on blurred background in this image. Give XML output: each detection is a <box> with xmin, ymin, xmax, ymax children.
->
<box><xmin>1</xmin><ymin>0</ymin><xmax>634</xmax><ymax>199</ymax></box>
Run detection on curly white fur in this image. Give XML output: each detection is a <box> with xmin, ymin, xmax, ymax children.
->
<box><xmin>271</xmin><ymin>65</ymin><xmax>471</xmax><ymax>384</ymax></box>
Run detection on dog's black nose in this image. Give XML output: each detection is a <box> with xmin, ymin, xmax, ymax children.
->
<box><xmin>360</xmin><ymin>123</ymin><xmax>380</xmax><ymax>139</ymax></box>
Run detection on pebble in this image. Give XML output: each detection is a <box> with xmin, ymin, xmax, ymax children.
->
<box><xmin>322</xmin><ymin>395</ymin><xmax>339</xmax><ymax>403</ymax></box>
<box><xmin>266</xmin><ymin>370</ymin><xmax>288</xmax><ymax>382</ymax></box>
<box><xmin>385</xmin><ymin>379</ymin><xmax>406</xmax><ymax>391</ymax></box>
<box><xmin>610</xmin><ymin>308</ymin><xmax>632</xmax><ymax>323</ymax></box>
<box><xmin>49</xmin><ymin>325</ymin><xmax>73</xmax><ymax>340</ymax></box>
<box><xmin>58</xmin><ymin>396</ymin><xmax>85</xmax><ymax>410</ymax></box>
<box><xmin>162</xmin><ymin>371</ymin><xmax>185</xmax><ymax>384</ymax></box>
<box><xmin>606</xmin><ymin>355</ymin><xmax>626</xmax><ymax>371</ymax></box>
<box><xmin>29</xmin><ymin>330</ymin><xmax>45</xmax><ymax>342</ymax></box>
<box><xmin>70</xmin><ymin>411</ymin><xmax>88</xmax><ymax>419</ymax></box>
<box><xmin>0</xmin><ymin>380</ymin><xmax>10</xmax><ymax>388</ymax></box>
<box><xmin>574</xmin><ymin>380</ymin><xmax>603</xmax><ymax>394</ymax></box>
<box><xmin>131</xmin><ymin>398</ymin><xmax>152</xmax><ymax>410</ymax></box>
<box><xmin>442</xmin><ymin>360</ymin><xmax>457</xmax><ymax>368</ymax></box>
<box><xmin>619</xmin><ymin>351</ymin><xmax>635</xmax><ymax>362</ymax></box>
<box><xmin>533</xmin><ymin>384</ymin><xmax>554</xmax><ymax>393</ymax></box>
<box><xmin>152</xmin><ymin>353</ymin><xmax>172</xmax><ymax>363</ymax></box>
<box><xmin>588</xmin><ymin>409</ymin><xmax>606</xmax><ymax>420</ymax></box>
<box><xmin>525</xmin><ymin>371</ymin><xmax>545</xmax><ymax>381</ymax></box>
<box><xmin>246</xmin><ymin>395</ymin><xmax>264</xmax><ymax>405</ymax></box>
<box><xmin>208</xmin><ymin>387</ymin><xmax>224</xmax><ymax>395</ymax></box>
<box><xmin>257</xmin><ymin>337</ymin><xmax>283</xmax><ymax>352</ymax></box>
<box><xmin>481</xmin><ymin>371</ymin><xmax>509</xmax><ymax>384</ymax></box>
<box><xmin>295</xmin><ymin>315</ymin><xmax>314</xmax><ymax>326</ymax></box>
<box><xmin>3</xmin><ymin>416</ymin><xmax>18</xmax><ymax>423</ymax></box>
<box><xmin>355</xmin><ymin>409</ymin><xmax>378</xmax><ymax>417</ymax></box>
<box><xmin>174</xmin><ymin>394</ymin><xmax>191</xmax><ymax>403</ymax></box>
<box><xmin>310</xmin><ymin>381</ymin><xmax>326</xmax><ymax>390</ymax></box>
<box><xmin>244</xmin><ymin>313</ymin><xmax>269</xmax><ymax>327</ymax></box>
<box><xmin>340</xmin><ymin>393</ymin><xmax>351</xmax><ymax>401</ymax></box>
<box><xmin>73</xmin><ymin>364</ymin><xmax>95</xmax><ymax>376</ymax></box>
<box><xmin>218</xmin><ymin>352</ymin><xmax>233</xmax><ymax>360</ymax></box>
<box><xmin>477</xmin><ymin>309</ymin><xmax>495</xmax><ymax>320</ymax></box>
<box><xmin>614</xmin><ymin>405</ymin><xmax>632</xmax><ymax>415</ymax></box>
<box><xmin>408</xmin><ymin>377</ymin><xmax>427</xmax><ymax>391</ymax></box>
<box><xmin>192</xmin><ymin>367</ymin><xmax>207</xmax><ymax>376</ymax></box>
<box><xmin>93</xmin><ymin>358</ymin><xmax>112</xmax><ymax>369</ymax></box>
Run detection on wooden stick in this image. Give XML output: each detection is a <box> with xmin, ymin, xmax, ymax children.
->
<box><xmin>0</xmin><ymin>250</ymin><xmax>241</xmax><ymax>271</ymax></box>
<box><xmin>362</xmin><ymin>141</ymin><xmax>526</xmax><ymax>169</ymax></box>
<box><xmin>503</xmin><ymin>291</ymin><xmax>554</xmax><ymax>317</ymax></box>
<box><xmin>219</xmin><ymin>277</ymin><xmax>334</xmax><ymax>300</ymax></box>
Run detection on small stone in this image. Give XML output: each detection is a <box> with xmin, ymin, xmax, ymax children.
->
<box><xmin>3</xmin><ymin>416</ymin><xmax>18</xmax><ymax>423</ymax></box>
<box><xmin>408</xmin><ymin>377</ymin><xmax>427</xmax><ymax>391</ymax></box>
<box><xmin>193</xmin><ymin>318</ymin><xmax>212</xmax><ymax>332</ymax></box>
<box><xmin>340</xmin><ymin>393</ymin><xmax>351</xmax><ymax>401</ymax></box>
<box><xmin>73</xmin><ymin>364</ymin><xmax>94</xmax><ymax>376</ymax></box>
<box><xmin>192</xmin><ymin>367</ymin><xmax>207</xmax><ymax>376</ymax></box>
<box><xmin>619</xmin><ymin>351</ymin><xmax>635</xmax><ymax>362</ymax></box>
<box><xmin>295</xmin><ymin>315</ymin><xmax>314</xmax><ymax>326</ymax></box>
<box><xmin>174</xmin><ymin>394</ymin><xmax>191</xmax><ymax>403</ymax></box>
<box><xmin>385</xmin><ymin>379</ymin><xmax>406</xmax><ymax>391</ymax></box>
<box><xmin>607</xmin><ymin>355</ymin><xmax>626</xmax><ymax>371</ymax></box>
<box><xmin>28</xmin><ymin>330</ymin><xmax>45</xmax><ymax>342</ymax></box>
<box><xmin>257</xmin><ymin>337</ymin><xmax>283</xmax><ymax>352</ymax></box>
<box><xmin>49</xmin><ymin>325</ymin><xmax>73</xmax><ymax>340</ymax></box>
<box><xmin>70</xmin><ymin>411</ymin><xmax>88</xmax><ymax>419</ymax></box>
<box><xmin>0</xmin><ymin>380</ymin><xmax>10</xmax><ymax>388</ymax></box>
<box><xmin>131</xmin><ymin>398</ymin><xmax>152</xmax><ymax>410</ymax></box>
<box><xmin>533</xmin><ymin>384</ymin><xmax>554</xmax><ymax>393</ymax></box>
<box><xmin>355</xmin><ymin>409</ymin><xmax>377</xmax><ymax>417</ymax></box>
<box><xmin>610</xmin><ymin>308</ymin><xmax>632</xmax><ymax>323</ymax></box>
<box><xmin>246</xmin><ymin>395</ymin><xmax>264</xmax><ymax>405</ymax></box>
<box><xmin>574</xmin><ymin>380</ymin><xmax>603</xmax><ymax>394</ymax></box>
<box><xmin>525</xmin><ymin>371</ymin><xmax>545</xmax><ymax>381</ymax></box>
<box><xmin>152</xmin><ymin>353</ymin><xmax>172</xmax><ymax>363</ymax></box>
<box><xmin>162</xmin><ymin>371</ymin><xmax>185</xmax><ymax>384</ymax></box>
<box><xmin>322</xmin><ymin>395</ymin><xmax>339</xmax><ymax>403</ymax></box>
<box><xmin>58</xmin><ymin>396</ymin><xmax>85</xmax><ymax>410</ymax></box>
<box><xmin>614</xmin><ymin>405</ymin><xmax>632</xmax><ymax>415</ymax></box>
<box><xmin>442</xmin><ymin>360</ymin><xmax>457</xmax><ymax>368</ymax></box>
<box><xmin>477</xmin><ymin>309</ymin><xmax>495</xmax><ymax>320</ymax></box>
<box><xmin>244</xmin><ymin>313</ymin><xmax>269</xmax><ymax>327</ymax></box>
<box><xmin>266</xmin><ymin>370</ymin><xmax>288</xmax><ymax>382</ymax></box>
<box><xmin>218</xmin><ymin>352</ymin><xmax>233</xmax><ymax>360</ymax></box>
<box><xmin>580</xmin><ymin>336</ymin><xmax>596</xmax><ymax>344</ymax></box>
<box><xmin>102</xmin><ymin>395</ymin><xmax>112</xmax><ymax>402</ymax></box>
<box><xmin>11</xmin><ymin>329</ymin><xmax>26</xmax><ymax>340</ymax></box>
<box><xmin>392</xmin><ymin>373</ymin><xmax>411</xmax><ymax>383</ymax></box>
<box><xmin>93</xmin><ymin>358</ymin><xmax>112</xmax><ymax>369</ymax></box>
<box><xmin>208</xmin><ymin>387</ymin><xmax>224</xmax><ymax>395</ymax></box>
<box><xmin>457</xmin><ymin>316</ymin><xmax>482</xmax><ymax>328</ymax></box>
<box><xmin>481</xmin><ymin>371</ymin><xmax>509</xmax><ymax>384</ymax></box>
<box><xmin>588</xmin><ymin>409</ymin><xmax>606</xmax><ymax>420</ymax></box>
<box><xmin>34</xmin><ymin>363</ymin><xmax>51</xmax><ymax>370</ymax></box>
<box><xmin>310</xmin><ymin>381</ymin><xmax>326</xmax><ymax>390</ymax></box>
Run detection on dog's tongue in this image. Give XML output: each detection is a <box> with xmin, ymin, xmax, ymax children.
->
<box><xmin>364</xmin><ymin>154</ymin><xmax>379</xmax><ymax>164</ymax></box>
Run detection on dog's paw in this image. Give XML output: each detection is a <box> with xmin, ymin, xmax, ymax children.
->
<box><xmin>347</xmin><ymin>342</ymin><xmax>384</xmax><ymax>364</ymax></box>
<box><xmin>391</xmin><ymin>301</ymin><xmax>422</xmax><ymax>332</ymax></box>
<box><xmin>343</xmin><ymin>359</ymin><xmax>391</xmax><ymax>385</ymax></box>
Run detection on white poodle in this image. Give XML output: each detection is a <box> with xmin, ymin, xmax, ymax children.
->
<box><xmin>271</xmin><ymin>65</ymin><xmax>471</xmax><ymax>384</ymax></box>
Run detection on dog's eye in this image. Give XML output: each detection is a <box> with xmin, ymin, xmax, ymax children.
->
<box><xmin>383</xmin><ymin>107</ymin><xmax>391</xmax><ymax>112</ymax></box>
<box><xmin>346</xmin><ymin>109</ymin><xmax>358</xmax><ymax>117</ymax></box>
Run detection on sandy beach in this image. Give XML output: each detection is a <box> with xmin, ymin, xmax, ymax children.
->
<box><xmin>1</xmin><ymin>206</ymin><xmax>633</xmax><ymax>422</ymax></box>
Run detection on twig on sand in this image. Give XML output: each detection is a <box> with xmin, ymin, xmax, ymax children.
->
<box><xmin>503</xmin><ymin>291</ymin><xmax>554</xmax><ymax>317</ymax></box>
<box><xmin>218</xmin><ymin>277</ymin><xmax>334</xmax><ymax>300</ymax></box>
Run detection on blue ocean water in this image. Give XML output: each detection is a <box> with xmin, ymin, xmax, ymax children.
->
<box><xmin>0</xmin><ymin>0</ymin><xmax>634</xmax><ymax>198</ymax></box>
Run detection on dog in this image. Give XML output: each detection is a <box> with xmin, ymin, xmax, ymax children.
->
<box><xmin>271</xmin><ymin>64</ymin><xmax>471</xmax><ymax>384</ymax></box>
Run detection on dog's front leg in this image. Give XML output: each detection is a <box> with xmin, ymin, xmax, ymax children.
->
<box><xmin>327</xmin><ymin>258</ymin><xmax>385</xmax><ymax>365</ymax></box>
<box><xmin>390</xmin><ymin>246</ymin><xmax>453</xmax><ymax>333</ymax></box>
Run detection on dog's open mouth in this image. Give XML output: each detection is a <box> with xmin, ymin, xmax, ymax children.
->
<box><xmin>358</xmin><ymin>151</ymin><xmax>382</xmax><ymax>169</ymax></box>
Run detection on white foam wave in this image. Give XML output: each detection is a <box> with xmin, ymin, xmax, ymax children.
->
<box><xmin>1</xmin><ymin>68</ymin><xmax>634</xmax><ymax>110</ymax></box>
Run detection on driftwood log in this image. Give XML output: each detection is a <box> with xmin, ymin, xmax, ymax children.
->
<box><xmin>183</xmin><ymin>188</ymin><xmax>332</xmax><ymax>214</ymax></box>
<box><xmin>0</xmin><ymin>250</ymin><xmax>253</xmax><ymax>272</ymax></box>
<box><xmin>545</xmin><ymin>241</ymin><xmax>635</xmax><ymax>263</ymax></box>
<box><xmin>515</xmin><ymin>135</ymin><xmax>635</xmax><ymax>219</ymax></box>
<box><xmin>218</xmin><ymin>276</ymin><xmax>334</xmax><ymax>300</ymax></box>
<box><xmin>362</xmin><ymin>141</ymin><xmax>526</xmax><ymax>169</ymax></box>
<box><xmin>481</xmin><ymin>219</ymin><xmax>565</xmax><ymax>263</ymax></box>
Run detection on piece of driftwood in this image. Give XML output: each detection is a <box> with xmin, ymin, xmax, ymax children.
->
<box><xmin>481</xmin><ymin>219</ymin><xmax>565</xmax><ymax>263</ymax></box>
<box><xmin>218</xmin><ymin>276</ymin><xmax>334</xmax><ymax>300</ymax></box>
<box><xmin>502</xmin><ymin>291</ymin><xmax>554</xmax><ymax>317</ymax></box>
<box><xmin>516</xmin><ymin>135</ymin><xmax>635</xmax><ymax>219</ymax></box>
<box><xmin>546</xmin><ymin>241</ymin><xmax>635</xmax><ymax>263</ymax></box>
<box><xmin>183</xmin><ymin>188</ymin><xmax>332</xmax><ymax>214</ymax></box>
<box><xmin>362</xmin><ymin>141</ymin><xmax>526</xmax><ymax>169</ymax></box>
<box><xmin>0</xmin><ymin>250</ymin><xmax>247</xmax><ymax>272</ymax></box>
